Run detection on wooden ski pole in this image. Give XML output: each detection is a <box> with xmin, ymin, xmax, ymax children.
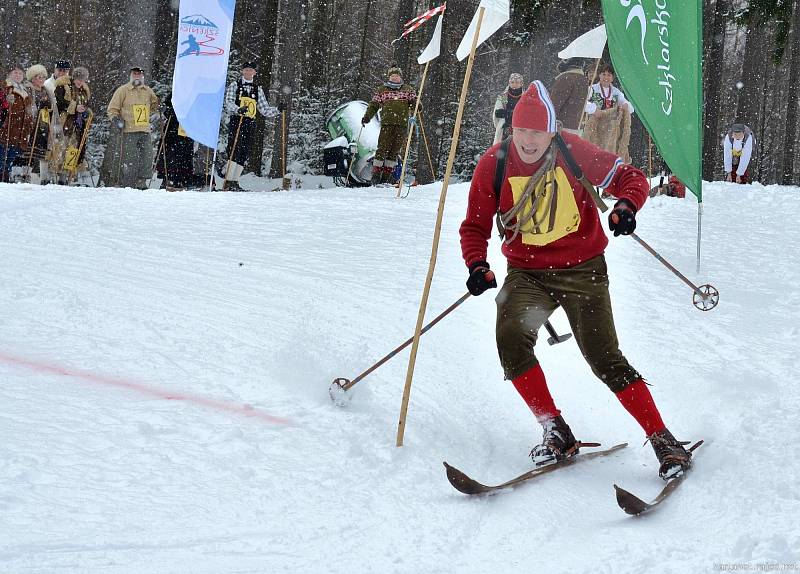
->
<box><xmin>222</xmin><ymin>114</ymin><xmax>244</xmax><ymax>191</ymax></box>
<box><xmin>577</xmin><ymin>57</ymin><xmax>601</xmax><ymax>134</ymax></box>
<box><xmin>332</xmin><ymin>293</ymin><xmax>471</xmax><ymax>394</ymax></box>
<box><xmin>115</xmin><ymin>120</ymin><xmax>125</xmax><ymax>187</ymax></box>
<box><xmin>205</xmin><ymin>146</ymin><xmax>211</xmax><ymax>190</ymax></box>
<box><xmin>150</xmin><ymin>115</ymin><xmax>171</xmax><ymax>187</ymax></box>
<box><xmin>161</xmin><ymin>118</ymin><xmax>171</xmax><ymax>189</ymax></box>
<box><xmin>417</xmin><ymin>111</ymin><xmax>436</xmax><ymax>180</ymax></box>
<box><xmin>1</xmin><ymin>112</ymin><xmax>11</xmax><ymax>183</ymax></box>
<box><xmin>26</xmin><ymin>109</ymin><xmax>43</xmax><ymax>182</ymax></box>
<box><xmin>396</xmin><ymin>61</ymin><xmax>430</xmax><ymax>198</ymax></box>
<box><xmin>281</xmin><ymin>108</ymin><xmax>289</xmax><ymax>190</ymax></box>
<box><xmin>70</xmin><ymin>111</ymin><xmax>94</xmax><ymax>183</ymax></box>
<box><xmin>396</xmin><ymin>7</ymin><xmax>486</xmax><ymax>447</ymax></box>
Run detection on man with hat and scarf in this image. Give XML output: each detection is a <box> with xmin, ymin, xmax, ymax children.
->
<box><xmin>361</xmin><ymin>66</ymin><xmax>417</xmax><ymax>186</ymax></box>
<box><xmin>45</xmin><ymin>60</ymin><xmax>71</xmax><ymax>94</ymax></box>
<box><xmin>220</xmin><ymin>61</ymin><xmax>283</xmax><ymax>191</ymax></box>
<box><xmin>102</xmin><ymin>66</ymin><xmax>159</xmax><ymax>189</ymax></box>
<box><xmin>459</xmin><ymin>81</ymin><xmax>693</xmax><ymax>482</ymax></box>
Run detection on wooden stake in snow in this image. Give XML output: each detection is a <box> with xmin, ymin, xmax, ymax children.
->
<box><xmin>396</xmin><ymin>61</ymin><xmax>430</xmax><ymax>198</ymax></box>
<box><xmin>396</xmin><ymin>7</ymin><xmax>486</xmax><ymax>447</ymax></box>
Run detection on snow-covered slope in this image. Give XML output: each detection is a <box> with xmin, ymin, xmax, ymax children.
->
<box><xmin>0</xmin><ymin>181</ymin><xmax>797</xmax><ymax>573</ymax></box>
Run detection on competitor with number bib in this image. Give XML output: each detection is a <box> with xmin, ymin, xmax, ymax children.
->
<box><xmin>101</xmin><ymin>66</ymin><xmax>159</xmax><ymax>189</ymax></box>
<box><xmin>459</xmin><ymin>81</ymin><xmax>692</xmax><ymax>481</ymax></box>
<box><xmin>220</xmin><ymin>62</ymin><xmax>282</xmax><ymax>191</ymax></box>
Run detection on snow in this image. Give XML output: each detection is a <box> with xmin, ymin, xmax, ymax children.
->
<box><xmin>0</xmin><ymin>179</ymin><xmax>798</xmax><ymax>573</ymax></box>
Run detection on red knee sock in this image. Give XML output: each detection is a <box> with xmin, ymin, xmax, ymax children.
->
<box><xmin>615</xmin><ymin>379</ymin><xmax>666</xmax><ymax>436</ymax></box>
<box><xmin>512</xmin><ymin>364</ymin><xmax>560</xmax><ymax>422</ymax></box>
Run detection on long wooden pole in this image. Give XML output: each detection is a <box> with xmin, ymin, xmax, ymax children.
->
<box><xmin>395</xmin><ymin>7</ymin><xmax>486</xmax><ymax>447</ymax></box>
<box><xmin>222</xmin><ymin>114</ymin><xmax>244</xmax><ymax>191</ymax></box>
<box><xmin>26</xmin><ymin>109</ymin><xmax>43</xmax><ymax>181</ymax></box>
<box><xmin>396</xmin><ymin>60</ymin><xmax>430</xmax><ymax>198</ymax></box>
<box><xmin>70</xmin><ymin>111</ymin><xmax>93</xmax><ymax>183</ymax></box>
<box><xmin>647</xmin><ymin>133</ymin><xmax>653</xmax><ymax>182</ymax></box>
<box><xmin>577</xmin><ymin>57</ymin><xmax>601</xmax><ymax>134</ymax></box>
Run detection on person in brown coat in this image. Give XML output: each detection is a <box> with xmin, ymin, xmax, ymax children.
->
<box><xmin>1</xmin><ymin>65</ymin><xmax>35</xmax><ymax>183</ymax></box>
<box><xmin>549</xmin><ymin>58</ymin><xmax>588</xmax><ymax>135</ymax></box>
<box><xmin>53</xmin><ymin>66</ymin><xmax>93</xmax><ymax>184</ymax></box>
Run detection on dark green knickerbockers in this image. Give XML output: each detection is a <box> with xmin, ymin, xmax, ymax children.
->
<box><xmin>495</xmin><ymin>255</ymin><xmax>641</xmax><ymax>392</ymax></box>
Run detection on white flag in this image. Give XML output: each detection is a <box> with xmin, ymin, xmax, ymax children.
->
<box><xmin>418</xmin><ymin>14</ymin><xmax>444</xmax><ymax>64</ymax></box>
<box><xmin>455</xmin><ymin>0</ymin><xmax>510</xmax><ymax>61</ymax></box>
<box><xmin>172</xmin><ymin>0</ymin><xmax>236</xmax><ymax>148</ymax></box>
<box><xmin>557</xmin><ymin>24</ymin><xmax>607</xmax><ymax>60</ymax></box>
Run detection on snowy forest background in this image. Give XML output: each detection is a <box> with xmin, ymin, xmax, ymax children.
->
<box><xmin>0</xmin><ymin>0</ymin><xmax>796</xmax><ymax>185</ymax></box>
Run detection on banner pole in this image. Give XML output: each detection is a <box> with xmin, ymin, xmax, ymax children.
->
<box><xmin>395</xmin><ymin>7</ymin><xmax>486</xmax><ymax>447</ymax></box>
<box><xmin>396</xmin><ymin>60</ymin><xmax>430</xmax><ymax>198</ymax></box>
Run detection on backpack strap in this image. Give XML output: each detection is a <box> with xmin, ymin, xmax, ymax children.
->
<box><xmin>553</xmin><ymin>132</ymin><xmax>609</xmax><ymax>213</ymax></box>
<box><xmin>493</xmin><ymin>137</ymin><xmax>512</xmax><ymax>238</ymax></box>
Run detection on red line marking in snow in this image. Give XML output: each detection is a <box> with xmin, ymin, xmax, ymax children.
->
<box><xmin>0</xmin><ymin>352</ymin><xmax>293</xmax><ymax>426</ymax></box>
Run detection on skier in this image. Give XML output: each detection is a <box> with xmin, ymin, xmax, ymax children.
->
<box><xmin>1</xmin><ymin>65</ymin><xmax>34</xmax><ymax>183</ymax></box>
<box><xmin>584</xmin><ymin>63</ymin><xmax>633</xmax><ymax>163</ymax></box>
<box><xmin>102</xmin><ymin>66</ymin><xmax>160</xmax><ymax>189</ymax></box>
<box><xmin>549</xmin><ymin>59</ymin><xmax>588</xmax><ymax>135</ymax></box>
<box><xmin>361</xmin><ymin>66</ymin><xmax>417</xmax><ymax>185</ymax></box>
<box><xmin>492</xmin><ymin>72</ymin><xmax>524</xmax><ymax>144</ymax></box>
<box><xmin>221</xmin><ymin>62</ymin><xmax>282</xmax><ymax>191</ymax></box>
<box><xmin>23</xmin><ymin>64</ymin><xmax>62</xmax><ymax>183</ymax></box>
<box><xmin>722</xmin><ymin>123</ymin><xmax>754</xmax><ymax>184</ymax></box>
<box><xmin>53</xmin><ymin>66</ymin><xmax>93</xmax><ymax>185</ymax></box>
<box><xmin>459</xmin><ymin>81</ymin><xmax>692</xmax><ymax>481</ymax></box>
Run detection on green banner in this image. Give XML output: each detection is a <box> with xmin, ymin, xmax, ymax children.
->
<box><xmin>601</xmin><ymin>0</ymin><xmax>703</xmax><ymax>201</ymax></box>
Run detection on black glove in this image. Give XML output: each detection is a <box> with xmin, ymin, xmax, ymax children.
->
<box><xmin>494</xmin><ymin>109</ymin><xmax>506</xmax><ymax>119</ymax></box>
<box><xmin>466</xmin><ymin>261</ymin><xmax>497</xmax><ymax>296</ymax></box>
<box><xmin>277</xmin><ymin>102</ymin><xmax>287</xmax><ymax>112</ymax></box>
<box><xmin>608</xmin><ymin>199</ymin><xmax>637</xmax><ymax>237</ymax></box>
<box><xmin>361</xmin><ymin>116</ymin><xmax>369</xmax><ymax>126</ymax></box>
<box><xmin>112</xmin><ymin>117</ymin><xmax>124</xmax><ymax>130</ymax></box>
<box><xmin>237</xmin><ymin>105</ymin><xmax>249</xmax><ymax>115</ymax></box>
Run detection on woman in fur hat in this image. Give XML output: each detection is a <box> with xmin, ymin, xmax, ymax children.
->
<box><xmin>1</xmin><ymin>65</ymin><xmax>34</xmax><ymax>183</ymax></box>
<box><xmin>53</xmin><ymin>66</ymin><xmax>93</xmax><ymax>184</ymax></box>
<box><xmin>24</xmin><ymin>64</ymin><xmax>62</xmax><ymax>183</ymax></box>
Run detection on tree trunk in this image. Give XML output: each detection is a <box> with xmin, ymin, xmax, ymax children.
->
<box><xmin>248</xmin><ymin>0</ymin><xmax>280</xmax><ymax>175</ymax></box>
<box><xmin>392</xmin><ymin>0</ymin><xmax>417</xmax><ymax>72</ymax></box>
<box><xmin>782</xmin><ymin>0</ymin><xmax>800</xmax><ymax>184</ymax></box>
<box><xmin>268</xmin><ymin>0</ymin><xmax>305</xmax><ymax>178</ymax></box>
<box><xmin>702</xmin><ymin>0</ymin><xmax>730</xmax><ymax>181</ymax></box>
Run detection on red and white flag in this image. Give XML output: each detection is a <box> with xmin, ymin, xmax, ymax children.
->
<box><xmin>394</xmin><ymin>3</ymin><xmax>446</xmax><ymax>42</ymax></box>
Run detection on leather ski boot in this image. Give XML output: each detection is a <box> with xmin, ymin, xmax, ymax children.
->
<box><xmin>648</xmin><ymin>428</ymin><xmax>692</xmax><ymax>481</ymax></box>
<box><xmin>530</xmin><ymin>415</ymin><xmax>579</xmax><ymax>467</ymax></box>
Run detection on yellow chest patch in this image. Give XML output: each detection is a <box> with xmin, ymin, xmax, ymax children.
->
<box><xmin>507</xmin><ymin>166</ymin><xmax>581</xmax><ymax>246</ymax></box>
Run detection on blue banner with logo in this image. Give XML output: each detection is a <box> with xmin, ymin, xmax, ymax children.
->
<box><xmin>172</xmin><ymin>0</ymin><xmax>236</xmax><ymax>148</ymax></box>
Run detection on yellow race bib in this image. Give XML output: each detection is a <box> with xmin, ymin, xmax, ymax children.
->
<box><xmin>177</xmin><ymin>124</ymin><xmax>187</xmax><ymax>137</ymax></box>
<box><xmin>507</xmin><ymin>167</ymin><xmax>581</xmax><ymax>246</ymax></box>
<box><xmin>132</xmin><ymin>104</ymin><xmax>150</xmax><ymax>127</ymax></box>
<box><xmin>63</xmin><ymin>147</ymin><xmax>80</xmax><ymax>171</ymax></box>
<box><xmin>39</xmin><ymin>108</ymin><xmax>50</xmax><ymax>124</ymax></box>
<box><xmin>239</xmin><ymin>96</ymin><xmax>257</xmax><ymax>119</ymax></box>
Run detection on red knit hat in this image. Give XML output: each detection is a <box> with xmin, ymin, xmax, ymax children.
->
<box><xmin>512</xmin><ymin>80</ymin><xmax>557</xmax><ymax>133</ymax></box>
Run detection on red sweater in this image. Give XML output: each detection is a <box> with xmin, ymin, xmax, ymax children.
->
<box><xmin>459</xmin><ymin>132</ymin><xmax>649</xmax><ymax>270</ymax></box>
